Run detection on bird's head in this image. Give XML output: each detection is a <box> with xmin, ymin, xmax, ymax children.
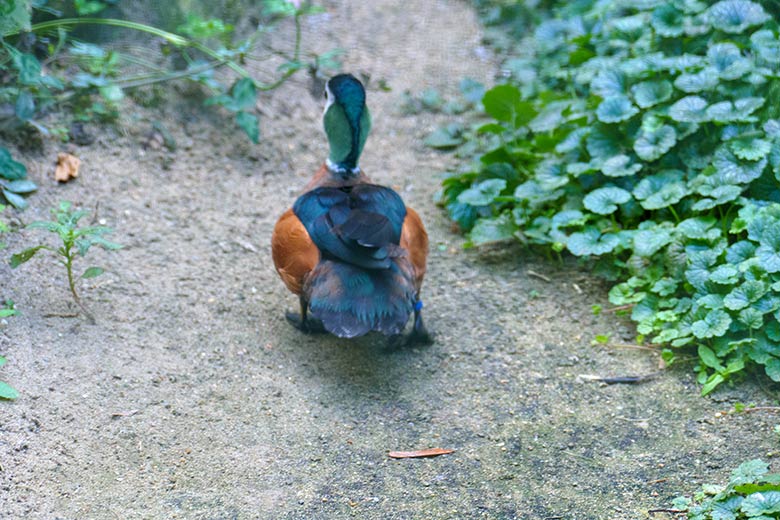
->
<box><xmin>323</xmin><ymin>73</ymin><xmax>371</xmax><ymax>176</ymax></box>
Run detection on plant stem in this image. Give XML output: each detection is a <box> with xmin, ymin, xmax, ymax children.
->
<box><xmin>63</xmin><ymin>242</ymin><xmax>95</xmax><ymax>324</ymax></box>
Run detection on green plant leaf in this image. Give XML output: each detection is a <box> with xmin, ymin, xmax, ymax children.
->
<box><xmin>3</xmin><ymin>180</ymin><xmax>37</xmax><ymax>194</ymax></box>
<box><xmin>15</xmin><ymin>90</ymin><xmax>35</xmax><ymax>122</ymax></box>
<box><xmin>707</xmin><ymin>43</ymin><xmax>752</xmax><ymax>80</ymax></box>
<box><xmin>707</xmin><ymin>97</ymin><xmax>765</xmax><ymax>123</ymax></box>
<box><xmin>235</xmin><ymin>111</ymin><xmax>259</xmax><ymax>144</ymax></box>
<box><xmin>634</xmin><ymin>124</ymin><xmax>677</xmax><ymax>162</ymax></box>
<box><xmin>691</xmin><ymin>309</ymin><xmax>732</xmax><ymax>338</ymax></box>
<box><xmin>10</xmin><ymin>245</ymin><xmax>47</xmax><ymax>268</ymax></box>
<box><xmin>652</xmin><ymin>4</ymin><xmax>685</xmax><ymax>37</ymax></box>
<box><xmin>669</xmin><ymin>96</ymin><xmax>709</xmax><ymax>123</ymax></box>
<box><xmin>469</xmin><ymin>214</ymin><xmax>515</xmax><ymax>246</ymax></box>
<box><xmin>731</xmin><ymin>137</ymin><xmax>772</xmax><ymax>161</ymax></box>
<box><xmin>673</xmin><ymin>68</ymin><xmax>719</xmax><ymax>93</ymax></box>
<box><xmin>710</xmin><ymin>264</ymin><xmax>739</xmax><ymax>284</ymax></box>
<box><xmin>583</xmin><ymin>186</ymin><xmax>632</xmax><ymax>215</ymax></box>
<box><xmin>701</xmin><ymin>372</ymin><xmax>726</xmax><ymax>395</ymax></box>
<box><xmin>591</xmin><ymin>69</ymin><xmax>625</xmax><ymax>98</ymax></box>
<box><xmin>81</xmin><ymin>266</ymin><xmax>105</xmax><ymax>279</ymax></box>
<box><xmin>567</xmin><ymin>227</ymin><xmax>620</xmax><ymax>256</ymax></box>
<box><xmin>0</xmin><ymin>381</ymin><xmax>18</xmax><ymax>400</ymax></box>
<box><xmin>740</xmin><ymin>307</ymin><xmax>764</xmax><ymax>329</ymax></box>
<box><xmin>714</xmin><ymin>147</ymin><xmax>767</xmax><ymax>184</ymax></box>
<box><xmin>708</xmin><ymin>0</ymin><xmax>770</xmax><ymax>34</ymax></box>
<box><xmin>724</xmin><ymin>281</ymin><xmax>767</xmax><ymax>310</ymax></box>
<box><xmin>756</xmin><ymin>227</ymin><xmax>780</xmax><ymax>273</ymax></box>
<box><xmin>630</xmin><ymin>80</ymin><xmax>672</xmax><ymax>108</ymax></box>
<box><xmin>596</xmin><ymin>96</ymin><xmax>639</xmax><ymax>124</ymax></box>
<box><xmin>0</xmin><ymin>148</ymin><xmax>27</xmax><ymax>181</ymax></box>
<box><xmin>12</xmin><ymin>52</ymin><xmax>42</xmax><ymax>86</ymax></box>
<box><xmin>698</xmin><ymin>345</ymin><xmax>724</xmax><ymax>370</ymax></box>
<box><xmin>458</xmin><ymin>179</ymin><xmax>506</xmax><ymax>206</ymax></box>
<box><xmin>741</xmin><ymin>491</ymin><xmax>780</xmax><ymax>516</ymax></box>
<box><xmin>601</xmin><ymin>154</ymin><xmax>642</xmax><ymax>177</ymax></box>
<box><xmin>634</xmin><ymin>227</ymin><xmax>673</xmax><ymax>257</ymax></box>
<box><xmin>752</xmin><ymin>29</ymin><xmax>780</xmax><ymax>64</ymax></box>
<box><xmin>2</xmin><ymin>190</ymin><xmax>27</xmax><ymax>210</ymax></box>
<box><xmin>482</xmin><ymin>84</ymin><xmax>522</xmax><ymax>124</ymax></box>
<box><xmin>425</xmin><ymin>127</ymin><xmax>463</xmax><ymax>149</ymax></box>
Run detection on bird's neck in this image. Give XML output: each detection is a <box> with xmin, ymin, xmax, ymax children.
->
<box><xmin>323</xmin><ymin>98</ymin><xmax>371</xmax><ymax>176</ymax></box>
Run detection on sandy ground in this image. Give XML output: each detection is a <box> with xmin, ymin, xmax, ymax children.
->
<box><xmin>2</xmin><ymin>1</ymin><xmax>779</xmax><ymax>519</ymax></box>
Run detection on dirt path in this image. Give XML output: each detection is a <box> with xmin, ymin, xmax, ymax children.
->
<box><xmin>2</xmin><ymin>1</ymin><xmax>777</xmax><ymax>519</ymax></box>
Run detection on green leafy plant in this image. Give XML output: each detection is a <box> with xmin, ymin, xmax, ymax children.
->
<box><xmin>0</xmin><ymin>355</ymin><xmax>18</xmax><ymax>401</ymax></box>
<box><xmin>1</xmin><ymin>0</ymin><xmax>320</xmax><ymax>142</ymax></box>
<box><xmin>0</xmin><ymin>148</ymin><xmax>37</xmax><ymax>209</ymax></box>
<box><xmin>437</xmin><ymin>0</ymin><xmax>780</xmax><ymax>394</ymax></box>
<box><xmin>10</xmin><ymin>201</ymin><xmax>121</xmax><ymax>322</ymax></box>
<box><xmin>668</xmin><ymin>459</ymin><xmax>780</xmax><ymax>519</ymax></box>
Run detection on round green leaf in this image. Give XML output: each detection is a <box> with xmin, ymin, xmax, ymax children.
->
<box><xmin>752</xmin><ymin>29</ymin><xmax>780</xmax><ymax>64</ymax></box>
<box><xmin>707</xmin><ymin>97</ymin><xmax>765</xmax><ymax>122</ymax></box>
<box><xmin>591</xmin><ymin>69</ymin><xmax>625</xmax><ymax>98</ymax></box>
<box><xmin>630</xmin><ymin>80</ymin><xmax>672</xmax><ymax>108</ymax></box>
<box><xmin>710</xmin><ymin>264</ymin><xmax>739</xmax><ymax>284</ymax></box>
<box><xmin>707</xmin><ymin>43</ymin><xmax>751</xmax><ymax>79</ymax></box>
<box><xmin>724</xmin><ymin>280</ymin><xmax>767</xmax><ymax>310</ymax></box>
<box><xmin>739</xmin><ymin>307</ymin><xmax>764</xmax><ymax>329</ymax></box>
<box><xmin>677</xmin><ymin>216</ymin><xmax>719</xmax><ymax>239</ymax></box>
<box><xmin>633</xmin><ymin>227</ymin><xmax>673</xmax><ymax>257</ymax></box>
<box><xmin>691</xmin><ymin>309</ymin><xmax>732</xmax><ymax>339</ymax></box>
<box><xmin>457</xmin><ymin>179</ymin><xmax>507</xmax><ymax>206</ymax></box>
<box><xmin>601</xmin><ymin>154</ymin><xmax>642</xmax><ymax>177</ymax></box>
<box><xmin>730</xmin><ymin>137</ymin><xmax>771</xmax><ymax>160</ymax></box>
<box><xmin>673</xmin><ymin>68</ymin><xmax>719</xmax><ymax>93</ymax></box>
<box><xmin>0</xmin><ymin>148</ymin><xmax>27</xmax><ymax>181</ymax></box>
<box><xmin>708</xmin><ymin>0</ymin><xmax>770</xmax><ymax>34</ymax></box>
<box><xmin>583</xmin><ymin>186</ymin><xmax>632</xmax><ymax>215</ymax></box>
<box><xmin>596</xmin><ymin>96</ymin><xmax>639</xmax><ymax>124</ymax></box>
<box><xmin>669</xmin><ymin>96</ymin><xmax>709</xmax><ymax>123</ymax></box>
<box><xmin>567</xmin><ymin>228</ymin><xmax>621</xmax><ymax>256</ymax></box>
<box><xmin>741</xmin><ymin>491</ymin><xmax>780</xmax><ymax>516</ymax></box>
<box><xmin>756</xmin><ymin>227</ymin><xmax>780</xmax><ymax>273</ymax></box>
<box><xmin>586</xmin><ymin>126</ymin><xmax>622</xmax><ymax>160</ymax></box>
<box><xmin>713</xmin><ymin>147</ymin><xmax>767</xmax><ymax>183</ymax></box>
<box><xmin>652</xmin><ymin>4</ymin><xmax>685</xmax><ymax>36</ymax></box>
<box><xmin>482</xmin><ymin>84</ymin><xmax>522</xmax><ymax>123</ymax></box>
<box><xmin>634</xmin><ymin>124</ymin><xmax>677</xmax><ymax>161</ymax></box>
<box><xmin>470</xmin><ymin>214</ymin><xmax>515</xmax><ymax>246</ymax></box>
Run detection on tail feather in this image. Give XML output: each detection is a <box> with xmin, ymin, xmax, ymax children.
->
<box><xmin>305</xmin><ymin>255</ymin><xmax>416</xmax><ymax>338</ymax></box>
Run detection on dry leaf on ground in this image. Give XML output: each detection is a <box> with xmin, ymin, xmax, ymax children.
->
<box><xmin>387</xmin><ymin>448</ymin><xmax>455</xmax><ymax>459</ymax></box>
<box><xmin>55</xmin><ymin>153</ymin><xmax>81</xmax><ymax>182</ymax></box>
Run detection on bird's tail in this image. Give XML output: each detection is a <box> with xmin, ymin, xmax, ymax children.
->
<box><xmin>304</xmin><ymin>251</ymin><xmax>416</xmax><ymax>338</ymax></box>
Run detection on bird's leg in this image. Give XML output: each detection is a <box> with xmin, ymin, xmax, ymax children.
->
<box><xmin>407</xmin><ymin>298</ymin><xmax>434</xmax><ymax>345</ymax></box>
<box><xmin>385</xmin><ymin>298</ymin><xmax>434</xmax><ymax>350</ymax></box>
<box><xmin>285</xmin><ymin>295</ymin><xmax>326</xmax><ymax>334</ymax></box>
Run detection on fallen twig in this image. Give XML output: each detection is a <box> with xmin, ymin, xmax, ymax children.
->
<box><xmin>388</xmin><ymin>448</ymin><xmax>454</xmax><ymax>459</ymax></box>
<box><xmin>111</xmin><ymin>409</ymin><xmax>139</xmax><ymax>418</ymax></box>
<box><xmin>579</xmin><ymin>372</ymin><xmax>660</xmax><ymax>384</ymax></box>
<box><xmin>527</xmin><ymin>270</ymin><xmax>551</xmax><ymax>282</ymax></box>
<box><xmin>647</xmin><ymin>508</ymin><xmax>685</xmax><ymax>516</ymax></box>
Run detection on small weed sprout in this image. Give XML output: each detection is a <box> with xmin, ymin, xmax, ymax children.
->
<box><xmin>0</xmin><ymin>356</ymin><xmax>18</xmax><ymax>401</ymax></box>
<box><xmin>10</xmin><ymin>201</ymin><xmax>121</xmax><ymax>322</ymax></box>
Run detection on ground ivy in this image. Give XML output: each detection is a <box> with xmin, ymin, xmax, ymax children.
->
<box><xmin>437</xmin><ymin>0</ymin><xmax>780</xmax><ymax>394</ymax></box>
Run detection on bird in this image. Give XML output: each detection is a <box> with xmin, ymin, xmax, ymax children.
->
<box><xmin>271</xmin><ymin>73</ymin><xmax>432</xmax><ymax>344</ymax></box>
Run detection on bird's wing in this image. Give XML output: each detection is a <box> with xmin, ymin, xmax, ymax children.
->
<box><xmin>271</xmin><ymin>208</ymin><xmax>320</xmax><ymax>295</ymax></box>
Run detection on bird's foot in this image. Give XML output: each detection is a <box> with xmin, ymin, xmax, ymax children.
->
<box><xmin>285</xmin><ymin>311</ymin><xmax>326</xmax><ymax>334</ymax></box>
<box><xmin>384</xmin><ymin>327</ymin><xmax>434</xmax><ymax>351</ymax></box>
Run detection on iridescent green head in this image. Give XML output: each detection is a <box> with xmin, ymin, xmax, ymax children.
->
<box><xmin>323</xmin><ymin>74</ymin><xmax>371</xmax><ymax>175</ymax></box>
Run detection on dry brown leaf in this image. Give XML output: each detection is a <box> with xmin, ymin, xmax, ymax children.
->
<box><xmin>55</xmin><ymin>152</ymin><xmax>81</xmax><ymax>182</ymax></box>
<box><xmin>387</xmin><ymin>448</ymin><xmax>455</xmax><ymax>459</ymax></box>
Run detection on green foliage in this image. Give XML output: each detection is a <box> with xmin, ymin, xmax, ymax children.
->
<box><xmin>438</xmin><ymin>0</ymin><xmax>780</xmax><ymax>393</ymax></box>
<box><xmin>10</xmin><ymin>201</ymin><xmax>121</xmax><ymax>322</ymax></box>
<box><xmin>0</xmin><ymin>0</ymin><xmax>317</xmax><ymax>143</ymax></box>
<box><xmin>0</xmin><ymin>355</ymin><xmax>19</xmax><ymax>400</ymax></box>
<box><xmin>671</xmin><ymin>459</ymin><xmax>780</xmax><ymax>519</ymax></box>
<box><xmin>0</xmin><ymin>147</ymin><xmax>37</xmax><ymax>209</ymax></box>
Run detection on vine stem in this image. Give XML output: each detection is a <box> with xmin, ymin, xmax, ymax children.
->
<box><xmin>63</xmin><ymin>241</ymin><xmax>95</xmax><ymax>324</ymax></box>
<box><xmin>9</xmin><ymin>16</ymin><xmax>304</xmax><ymax>91</ymax></box>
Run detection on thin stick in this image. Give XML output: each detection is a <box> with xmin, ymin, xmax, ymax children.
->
<box><xmin>527</xmin><ymin>270</ymin><xmax>551</xmax><ymax>282</ymax></box>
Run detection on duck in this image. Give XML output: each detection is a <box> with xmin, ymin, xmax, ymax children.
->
<box><xmin>271</xmin><ymin>73</ymin><xmax>432</xmax><ymax>344</ymax></box>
